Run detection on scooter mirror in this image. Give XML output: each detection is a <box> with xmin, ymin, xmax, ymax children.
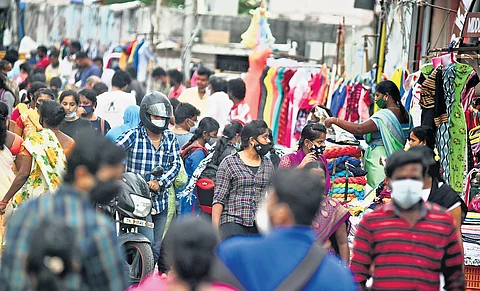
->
<box><xmin>150</xmin><ymin>165</ymin><xmax>164</xmax><ymax>177</ymax></box>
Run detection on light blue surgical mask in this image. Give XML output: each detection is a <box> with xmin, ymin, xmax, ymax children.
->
<box><xmin>65</xmin><ymin>111</ymin><xmax>76</xmax><ymax>119</ymax></box>
<box><xmin>235</xmin><ymin>141</ymin><xmax>241</xmax><ymax>150</ymax></box>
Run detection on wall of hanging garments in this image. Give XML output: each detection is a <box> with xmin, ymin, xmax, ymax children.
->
<box><xmin>328</xmin><ymin>76</ymin><xmax>372</xmax><ymax>122</ymax></box>
<box><xmin>400</xmin><ymin>60</ymin><xmax>480</xmax><ymax>193</ymax></box>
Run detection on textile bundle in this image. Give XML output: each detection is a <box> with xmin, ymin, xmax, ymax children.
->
<box><xmin>325</xmin><ymin>146</ymin><xmax>366</xmax><ymax>202</ymax></box>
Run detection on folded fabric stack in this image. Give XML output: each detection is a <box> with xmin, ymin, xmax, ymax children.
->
<box><xmin>324</xmin><ymin>146</ymin><xmax>366</xmax><ymax>202</ymax></box>
<box><xmin>462</xmin><ymin>212</ymin><xmax>480</xmax><ymax>266</ymax></box>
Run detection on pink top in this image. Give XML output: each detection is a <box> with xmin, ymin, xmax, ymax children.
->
<box><xmin>128</xmin><ymin>272</ymin><xmax>237</xmax><ymax>291</ymax></box>
<box><xmin>168</xmin><ymin>84</ymin><xmax>186</xmax><ymax>99</ymax></box>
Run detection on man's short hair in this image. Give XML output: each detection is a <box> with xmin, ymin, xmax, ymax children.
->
<box><xmin>152</xmin><ymin>67</ymin><xmax>167</xmax><ymax>78</ymax></box>
<box><xmin>93</xmin><ymin>57</ymin><xmax>103</xmax><ymax>64</ymax></box>
<box><xmin>385</xmin><ymin>150</ymin><xmax>428</xmax><ymax>178</ymax></box>
<box><xmin>50</xmin><ymin>77</ymin><xmax>62</xmax><ymax>89</ymax></box>
<box><xmin>93</xmin><ymin>82</ymin><xmax>109</xmax><ymax>95</ymax></box>
<box><xmin>70</xmin><ymin>41</ymin><xmax>82</xmax><ymax>52</ymax></box>
<box><xmin>126</xmin><ymin>66</ymin><xmax>137</xmax><ymax>79</ymax></box>
<box><xmin>174</xmin><ymin>102</ymin><xmax>201</xmax><ymax>124</ymax></box>
<box><xmin>75</xmin><ymin>51</ymin><xmax>88</xmax><ymax>60</ymax></box>
<box><xmin>31</xmin><ymin>73</ymin><xmax>47</xmax><ymax>84</ymax></box>
<box><xmin>37</xmin><ymin>46</ymin><xmax>48</xmax><ymax>54</ymax></box>
<box><xmin>209</xmin><ymin>76</ymin><xmax>227</xmax><ymax>93</ymax></box>
<box><xmin>34</xmin><ymin>88</ymin><xmax>56</xmax><ymax>102</ymax></box>
<box><xmin>86</xmin><ymin>75</ymin><xmax>101</xmax><ymax>85</ymax></box>
<box><xmin>197</xmin><ymin>67</ymin><xmax>212</xmax><ymax>77</ymax></box>
<box><xmin>49</xmin><ymin>51</ymin><xmax>59</xmax><ymax>58</ymax></box>
<box><xmin>167</xmin><ymin>69</ymin><xmax>183</xmax><ymax>84</ymax></box>
<box><xmin>111</xmin><ymin>70</ymin><xmax>132</xmax><ymax>89</ymax></box>
<box><xmin>227</xmin><ymin>78</ymin><xmax>246</xmax><ymax>100</ymax></box>
<box><xmin>64</xmin><ymin>129</ymin><xmax>125</xmax><ymax>184</ymax></box>
<box><xmin>272</xmin><ymin>169</ymin><xmax>324</xmax><ymax>226</ymax></box>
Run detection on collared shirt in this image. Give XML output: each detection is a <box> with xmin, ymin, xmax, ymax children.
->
<box><xmin>213</xmin><ymin>152</ymin><xmax>274</xmax><ymax>227</ymax></box>
<box><xmin>178</xmin><ymin>87</ymin><xmax>209</xmax><ymax>118</ymax></box>
<box><xmin>115</xmin><ymin>126</ymin><xmax>181</xmax><ymax>213</ymax></box>
<box><xmin>216</xmin><ymin>226</ymin><xmax>357</xmax><ymax>291</ymax></box>
<box><xmin>0</xmin><ymin>185</ymin><xmax>127</xmax><ymax>291</ymax></box>
<box><xmin>350</xmin><ymin>201</ymin><xmax>465</xmax><ymax>291</ymax></box>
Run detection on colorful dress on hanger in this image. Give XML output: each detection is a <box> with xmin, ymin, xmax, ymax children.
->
<box><xmin>263</xmin><ymin>67</ymin><xmax>277</xmax><ymax>126</ymax></box>
<box><xmin>277</xmin><ymin>69</ymin><xmax>295</xmax><ymax>146</ymax></box>
<box><xmin>365</xmin><ymin>110</ymin><xmax>413</xmax><ymax>188</ymax></box>
<box><xmin>272</xmin><ymin>68</ymin><xmax>285</xmax><ymax>142</ymax></box>
<box><xmin>243</xmin><ymin>48</ymin><xmax>272</xmax><ymax>120</ymax></box>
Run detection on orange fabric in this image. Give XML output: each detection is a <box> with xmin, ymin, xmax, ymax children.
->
<box><xmin>9</xmin><ymin>134</ymin><xmax>23</xmax><ymax>156</ymax></box>
<box><xmin>243</xmin><ymin>47</ymin><xmax>272</xmax><ymax>119</ymax></box>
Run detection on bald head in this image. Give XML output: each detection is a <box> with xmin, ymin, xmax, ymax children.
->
<box><xmin>85</xmin><ymin>75</ymin><xmax>101</xmax><ymax>89</ymax></box>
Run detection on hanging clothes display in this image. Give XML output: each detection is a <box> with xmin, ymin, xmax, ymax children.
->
<box><xmin>243</xmin><ymin>48</ymin><xmax>272</xmax><ymax>120</ymax></box>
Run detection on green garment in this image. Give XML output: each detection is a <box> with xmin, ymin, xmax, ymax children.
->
<box><xmin>449</xmin><ymin>63</ymin><xmax>472</xmax><ymax>192</ymax></box>
<box><xmin>163</xmin><ymin>162</ymin><xmax>188</xmax><ymax>238</ymax></box>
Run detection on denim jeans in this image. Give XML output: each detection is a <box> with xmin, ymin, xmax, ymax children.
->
<box><xmin>138</xmin><ymin>207</ymin><xmax>168</xmax><ymax>263</ymax></box>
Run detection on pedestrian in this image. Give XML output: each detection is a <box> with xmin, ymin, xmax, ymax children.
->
<box><xmin>35</xmin><ymin>45</ymin><xmax>50</xmax><ymax>69</ymax></box>
<box><xmin>105</xmin><ymin>104</ymin><xmax>140</xmax><ymax>141</ymax></box>
<box><xmin>0</xmin><ymin>100</ymin><xmax>75</xmax><ymax>215</ymax></box>
<box><xmin>0</xmin><ymin>74</ymin><xmax>15</xmax><ymax>117</ymax></box>
<box><xmin>407</xmin><ymin>125</ymin><xmax>435</xmax><ymax>150</ymax></box>
<box><xmin>45</xmin><ymin>50</ymin><xmax>61</xmax><ymax>82</ymax></box>
<box><xmin>152</xmin><ymin>67</ymin><xmax>171</xmax><ymax>97</ymax></box>
<box><xmin>13</xmin><ymin>62</ymin><xmax>30</xmax><ymax>85</ymax></box>
<box><xmin>179</xmin><ymin>117</ymin><xmax>219</xmax><ymax>215</ymax></box>
<box><xmin>167</xmin><ymin>69</ymin><xmax>186</xmax><ymax>99</ymax></box>
<box><xmin>18</xmin><ymin>87</ymin><xmax>55</xmax><ymax>139</ymax></box>
<box><xmin>325</xmin><ymin>80</ymin><xmax>413</xmax><ymax>188</ymax></box>
<box><xmin>11</xmin><ymin>81</ymin><xmax>46</xmax><ymax>134</ymax></box>
<box><xmin>210</xmin><ymin>121</ymin><xmax>243</xmax><ymax>167</ymax></box>
<box><xmin>0</xmin><ymin>130</ymin><xmax>127</xmax><ymax>290</ymax></box>
<box><xmin>207</xmin><ymin>76</ymin><xmax>233</xmax><ymax>131</ymax></box>
<box><xmin>115</xmin><ymin>92</ymin><xmax>181</xmax><ymax>263</ymax></box>
<box><xmin>59</xmin><ymin>90</ymin><xmax>93</xmax><ymax>139</ymax></box>
<box><xmin>85</xmin><ymin>75</ymin><xmax>101</xmax><ymax>90</ymax></box>
<box><xmin>50</xmin><ymin>76</ymin><xmax>62</xmax><ymax>99</ymax></box>
<box><xmin>93</xmin><ymin>56</ymin><xmax>103</xmax><ymax>74</ymax></box>
<box><xmin>212</xmin><ymin>120</ymin><xmax>274</xmax><ymax>239</ymax></box>
<box><xmin>171</xmin><ymin>102</ymin><xmax>201</xmax><ymax>148</ymax></box>
<box><xmin>129</xmin><ymin>217</ymin><xmax>236</xmax><ymax>291</ymax></box>
<box><xmin>214</xmin><ymin>169</ymin><xmax>358</xmax><ymax>291</ymax></box>
<box><xmin>279</xmin><ymin>123</ymin><xmax>331</xmax><ymax>192</ymax></box>
<box><xmin>350</xmin><ymin>150</ymin><xmax>465</xmax><ymax>290</ymax></box>
<box><xmin>77</xmin><ymin>89</ymin><xmax>111</xmax><ymax>135</ymax></box>
<box><xmin>95</xmin><ymin>70</ymin><xmax>136</xmax><ymax>127</ymax></box>
<box><xmin>227</xmin><ymin>78</ymin><xmax>252</xmax><ymax>126</ymax></box>
<box><xmin>126</xmin><ymin>66</ymin><xmax>146</xmax><ymax>106</ymax></box>
<box><xmin>75</xmin><ymin>51</ymin><xmax>102</xmax><ymax>88</ymax></box>
<box><xmin>179</xmin><ymin>67</ymin><xmax>211</xmax><ymax>117</ymax></box>
<box><xmin>304</xmin><ymin>161</ymin><xmax>351</xmax><ymax>263</ymax></box>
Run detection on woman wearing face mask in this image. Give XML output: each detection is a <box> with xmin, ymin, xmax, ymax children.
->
<box><xmin>279</xmin><ymin>123</ymin><xmax>331</xmax><ymax>193</ymax></box>
<box><xmin>77</xmin><ymin>89</ymin><xmax>111</xmax><ymax>136</ymax></box>
<box><xmin>59</xmin><ymin>90</ymin><xmax>92</xmax><ymax>139</ymax></box>
<box><xmin>0</xmin><ymin>100</ymin><xmax>74</xmax><ymax>216</ymax></box>
<box><xmin>325</xmin><ymin>80</ymin><xmax>413</xmax><ymax>188</ymax></box>
<box><xmin>179</xmin><ymin>117</ymin><xmax>220</xmax><ymax>215</ymax></box>
<box><xmin>407</xmin><ymin>126</ymin><xmax>435</xmax><ymax>150</ymax></box>
<box><xmin>210</xmin><ymin>121</ymin><xmax>243</xmax><ymax>167</ymax></box>
<box><xmin>212</xmin><ymin>120</ymin><xmax>275</xmax><ymax>239</ymax></box>
<box><xmin>304</xmin><ymin>161</ymin><xmax>351</xmax><ymax>263</ymax></box>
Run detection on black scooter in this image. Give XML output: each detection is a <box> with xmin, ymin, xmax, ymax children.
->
<box><xmin>97</xmin><ymin>166</ymin><xmax>164</xmax><ymax>284</ymax></box>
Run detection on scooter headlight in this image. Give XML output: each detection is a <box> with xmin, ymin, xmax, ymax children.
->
<box><xmin>130</xmin><ymin>194</ymin><xmax>152</xmax><ymax>218</ymax></box>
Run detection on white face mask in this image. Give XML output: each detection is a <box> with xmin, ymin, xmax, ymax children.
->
<box><xmin>255</xmin><ymin>202</ymin><xmax>271</xmax><ymax>234</ymax></box>
<box><xmin>152</xmin><ymin>119</ymin><xmax>166</xmax><ymax>128</ymax></box>
<box><xmin>65</xmin><ymin>111</ymin><xmax>76</xmax><ymax>119</ymax></box>
<box><xmin>391</xmin><ymin>179</ymin><xmax>424</xmax><ymax>209</ymax></box>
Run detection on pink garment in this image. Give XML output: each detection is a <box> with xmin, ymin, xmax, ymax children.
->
<box><xmin>287</xmin><ymin>69</ymin><xmax>311</xmax><ymax>147</ymax></box>
<box><xmin>461</xmin><ymin>70</ymin><xmax>478</xmax><ymax>112</ymax></box>
<box><xmin>127</xmin><ymin>272</ymin><xmax>237</xmax><ymax>291</ymax></box>
<box><xmin>168</xmin><ymin>84</ymin><xmax>186</xmax><ymax>99</ymax></box>
<box><xmin>243</xmin><ymin>47</ymin><xmax>272</xmax><ymax>119</ymax></box>
<box><xmin>190</xmin><ymin>71</ymin><xmax>198</xmax><ymax>87</ymax></box>
<box><xmin>358</xmin><ymin>88</ymin><xmax>371</xmax><ymax>122</ymax></box>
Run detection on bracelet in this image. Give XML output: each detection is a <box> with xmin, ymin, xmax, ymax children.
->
<box><xmin>336</xmin><ymin>118</ymin><xmax>339</xmax><ymax>124</ymax></box>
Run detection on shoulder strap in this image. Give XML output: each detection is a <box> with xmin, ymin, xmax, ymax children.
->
<box><xmin>100</xmin><ymin>118</ymin><xmax>105</xmax><ymax>135</ymax></box>
<box><xmin>276</xmin><ymin>243</ymin><xmax>326</xmax><ymax>291</ymax></box>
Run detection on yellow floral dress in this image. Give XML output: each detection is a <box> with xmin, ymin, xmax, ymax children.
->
<box><xmin>10</xmin><ymin>128</ymin><xmax>66</xmax><ymax>210</ymax></box>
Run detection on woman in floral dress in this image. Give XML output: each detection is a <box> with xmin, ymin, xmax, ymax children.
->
<box><xmin>0</xmin><ymin>101</ymin><xmax>75</xmax><ymax>217</ymax></box>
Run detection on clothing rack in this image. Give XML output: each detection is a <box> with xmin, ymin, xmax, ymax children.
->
<box><xmin>271</xmin><ymin>52</ymin><xmax>323</xmax><ymax>64</ymax></box>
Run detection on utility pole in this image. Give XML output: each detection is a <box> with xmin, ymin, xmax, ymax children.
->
<box><xmin>182</xmin><ymin>0</ymin><xmax>195</xmax><ymax>84</ymax></box>
<box><xmin>155</xmin><ymin>0</ymin><xmax>162</xmax><ymax>43</ymax></box>
<box><xmin>362</xmin><ymin>34</ymin><xmax>379</xmax><ymax>72</ymax></box>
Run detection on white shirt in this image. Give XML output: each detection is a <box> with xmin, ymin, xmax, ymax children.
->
<box><xmin>206</xmin><ymin>92</ymin><xmax>233</xmax><ymax>131</ymax></box>
<box><xmin>95</xmin><ymin>90</ymin><xmax>136</xmax><ymax>128</ymax></box>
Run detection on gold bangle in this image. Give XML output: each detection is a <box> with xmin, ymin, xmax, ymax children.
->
<box><xmin>336</xmin><ymin>118</ymin><xmax>339</xmax><ymax>124</ymax></box>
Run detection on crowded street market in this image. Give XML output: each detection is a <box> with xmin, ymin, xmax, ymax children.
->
<box><xmin>0</xmin><ymin>0</ymin><xmax>480</xmax><ymax>290</ymax></box>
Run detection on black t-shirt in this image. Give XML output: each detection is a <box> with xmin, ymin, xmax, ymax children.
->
<box><xmin>89</xmin><ymin>117</ymin><xmax>111</xmax><ymax>136</ymax></box>
<box><xmin>59</xmin><ymin>118</ymin><xmax>92</xmax><ymax>139</ymax></box>
<box><xmin>248</xmin><ymin>165</ymin><xmax>259</xmax><ymax>175</ymax></box>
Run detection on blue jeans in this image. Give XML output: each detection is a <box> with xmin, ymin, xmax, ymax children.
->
<box><xmin>138</xmin><ymin>208</ymin><xmax>168</xmax><ymax>263</ymax></box>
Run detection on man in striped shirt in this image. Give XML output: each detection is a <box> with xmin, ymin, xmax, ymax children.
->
<box><xmin>351</xmin><ymin>150</ymin><xmax>465</xmax><ymax>291</ymax></box>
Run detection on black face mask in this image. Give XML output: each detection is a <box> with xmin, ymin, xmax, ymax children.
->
<box><xmin>311</xmin><ymin>144</ymin><xmax>326</xmax><ymax>157</ymax></box>
<box><xmin>90</xmin><ymin>179</ymin><xmax>120</xmax><ymax>205</ymax></box>
<box><xmin>253</xmin><ymin>139</ymin><xmax>272</xmax><ymax>156</ymax></box>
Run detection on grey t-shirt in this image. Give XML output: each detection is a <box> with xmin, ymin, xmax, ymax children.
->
<box><xmin>175</xmin><ymin>132</ymin><xmax>193</xmax><ymax>148</ymax></box>
<box><xmin>1</xmin><ymin>90</ymin><xmax>15</xmax><ymax>118</ymax></box>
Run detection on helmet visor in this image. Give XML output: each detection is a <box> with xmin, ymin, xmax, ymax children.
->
<box><xmin>147</xmin><ymin>103</ymin><xmax>171</xmax><ymax>118</ymax></box>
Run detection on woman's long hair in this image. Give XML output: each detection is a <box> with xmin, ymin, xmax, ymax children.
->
<box><xmin>182</xmin><ymin>117</ymin><xmax>220</xmax><ymax>150</ymax></box>
<box><xmin>211</xmin><ymin>121</ymin><xmax>243</xmax><ymax>165</ymax></box>
<box><xmin>0</xmin><ymin>101</ymin><xmax>8</xmax><ymax>150</ymax></box>
<box><xmin>376</xmin><ymin>80</ymin><xmax>409</xmax><ymax>123</ymax></box>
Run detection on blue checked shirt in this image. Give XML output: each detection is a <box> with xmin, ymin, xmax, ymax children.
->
<box><xmin>115</xmin><ymin>126</ymin><xmax>181</xmax><ymax>213</ymax></box>
<box><xmin>0</xmin><ymin>185</ymin><xmax>127</xmax><ymax>291</ymax></box>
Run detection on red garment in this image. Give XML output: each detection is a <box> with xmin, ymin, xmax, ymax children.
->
<box><xmin>466</xmin><ymin>108</ymin><xmax>480</xmax><ymax>132</ymax></box>
<box><xmin>127</xmin><ymin>272</ymin><xmax>236</xmax><ymax>291</ymax></box>
<box><xmin>35</xmin><ymin>56</ymin><xmax>50</xmax><ymax>69</ymax></box>
<box><xmin>11</xmin><ymin>107</ymin><xmax>20</xmax><ymax>122</ymax></box>
<box><xmin>243</xmin><ymin>48</ymin><xmax>272</xmax><ymax>120</ymax></box>
<box><xmin>277</xmin><ymin>69</ymin><xmax>295</xmax><ymax>146</ymax></box>
<box><xmin>168</xmin><ymin>84</ymin><xmax>186</xmax><ymax>99</ymax></box>
<box><xmin>345</xmin><ymin>83</ymin><xmax>362</xmax><ymax>123</ymax></box>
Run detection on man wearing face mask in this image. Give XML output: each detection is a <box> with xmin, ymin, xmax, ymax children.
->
<box><xmin>171</xmin><ymin>102</ymin><xmax>201</xmax><ymax>148</ymax></box>
<box><xmin>214</xmin><ymin>169</ymin><xmax>357</xmax><ymax>291</ymax></box>
<box><xmin>0</xmin><ymin>130</ymin><xmax>128</xmax><ymax>290</ymax></box>
<box><xmin>351</xmin><ymin>150</ymin><xmax>465</xmax><ymax>291</ymax></box>
<box><xmin>115</xmin><ymin>92</ymin><xmax>181</xmax><ymax>264</ymax></box>
<box><xmin>212</xmin><ymin>120</ymin><xmax>274</xmax><ymax>239</ymax></box>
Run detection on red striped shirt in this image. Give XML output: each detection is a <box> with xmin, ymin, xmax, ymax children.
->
<box><xmin>350</xmin><ymin>201</ymin><xmax>465</xmax><ymax>291</ymax></box>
